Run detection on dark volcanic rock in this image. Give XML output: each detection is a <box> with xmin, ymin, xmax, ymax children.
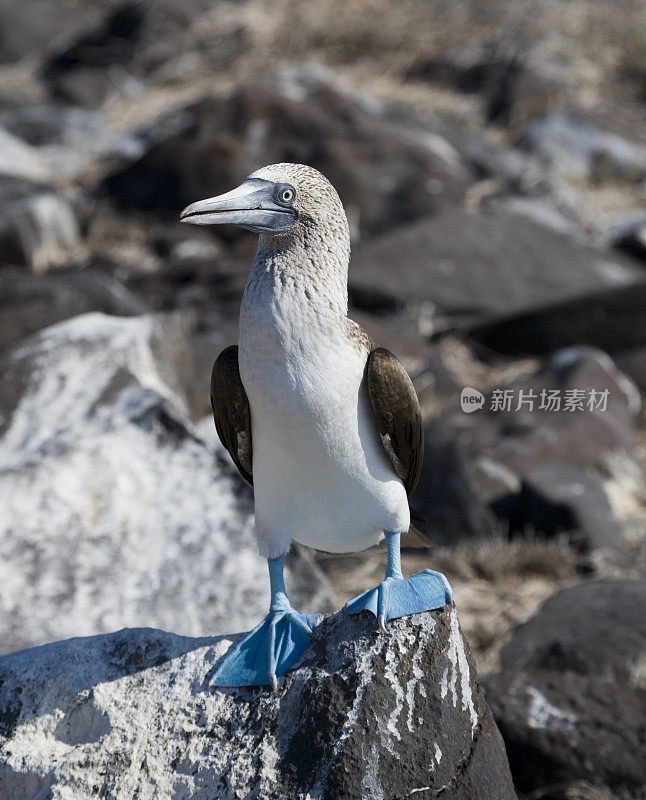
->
<box><xmin>448</xmin><ymin>128</ymin><xmax>545</xmax><ymax>192</ymax></box>
<box><xmin>411</xmin><ymin>424</ymin><xmax>503</xmax><ymax>545</ymax></box>
<box><xmin>467</xmin><ymin>282</ymin><xmax>646</xmax><ymax>357</ymax></box>
<box><xmin>0</xmin><ymin>607</ymin><xmax>516</xmax><ymax>800</ymax></box>
<box><xmin>483</xmin><ymin>669</ymin><xmax>646</xmax><ymax>796</ymax></box>
<box><xmin>412</xmin><ymin>347</ymin><xmax>640</xmax><ymax>545</ymax></box>
<box><xmin>609</xmin><ymin>213</ymin><xmax>646</xmax><ymax>262</ymax></box>
<box><xmin>616</xmin><ymin>345</ymin><xmax>646</xmax><ymax>395</ymax></box>
<box><xmin>484</xmin><ymin>580</ymin><xmax>646</xmax><ymax>796</ymax></box>
<box><xmin>41</xmin><ymin>0</ymin><xmax>220</xmax><ymax>107</ymax></box>
<box><xmin>405</xmin><ymin>49</ymin><xmax>516</xmax><ymax>95</ymax></box>
<box><xmin>350</xmin><ymin>204</ymin><xmax>642</xmax><ymax>323</ymax></box>
<box><xmin>504</xmin><ymin>464</ymin><xmax>625</xmax><ymax>556</ymax></box>
<box><xmin>499</xmin><ymin>579</ymin><xmax>646</xmax><ymax>683</ymax></box>
<box><xmin>101</xmin><ymin>84</ymin><xmax>468</xmax><ymax>237</ymax></box>
<box><xmin>0</xmin><ymin>0</ymin><xmax>97</xmax><ymax>65</ymax></box>
<box><xmin>0</xmin><ymin>267</ymin><xmax>147</xmax><ymax>352</ymax></box>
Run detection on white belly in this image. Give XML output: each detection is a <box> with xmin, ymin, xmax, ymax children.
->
<box><xmin>238</xmin><ymin>303</ymin><xmax>409</xmax><ymax>560</ymax></box>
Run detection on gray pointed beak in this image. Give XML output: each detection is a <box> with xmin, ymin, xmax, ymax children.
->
<box><xmin>179</xmin><ymin>178</ymin><xmax>297</xmax><ymax>235</ymax></box>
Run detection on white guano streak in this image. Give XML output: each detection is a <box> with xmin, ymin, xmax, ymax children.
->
<box><xmin>441</xmin><ymin>608</ymin><xmax>478</xmax><ymax>732</ymax></box>
<box><xmin>405</xmin><ymin>621</ymin><xmax>432</xmax><ymax>733</ymax></box>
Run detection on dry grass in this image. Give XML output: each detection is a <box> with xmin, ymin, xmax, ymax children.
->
<box><xmin>427</xmin><ymin>531</ymin><xmax>578</xmax><ymax>583</ymax></box>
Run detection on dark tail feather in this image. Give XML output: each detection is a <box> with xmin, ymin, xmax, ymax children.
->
<box><xmin>405</xmin><ymin>505</ymin><xmax>434</xmax><ymax>548</ymax></box>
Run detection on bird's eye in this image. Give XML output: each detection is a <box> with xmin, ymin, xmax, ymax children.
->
<box><xmin>280</xmin><ymin>187</ymin><xmax>294</xmax><ymax>203</ymax></box>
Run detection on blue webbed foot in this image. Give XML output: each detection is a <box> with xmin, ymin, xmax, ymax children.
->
<box><xmin>343</xmin><ymin>531</ymin><xmax>453</xmax><ymax>631</ymax></box>
<box><xmin>209</xmin><ymin>554</ymin><xmax>318</xmax><ymax>690</ymax></box>
<box><xmin>209</xmin><ymin>605</ymin><xmax>318</xmax><ymax>689</ymax></box>
<box><xmin>344</xmin><ymin>569</ymin><xmax>453</xmax><ymax>631</ymax></box>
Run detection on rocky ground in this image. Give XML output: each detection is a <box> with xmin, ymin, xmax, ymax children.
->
<box><xmin>0</xmin><ymin>1</ymin><xmax>646</xmax><ymax>798</ymax></box>
<box><xmin>0</xmin><ymin>608</ymin><xmax>518</xmax><ymax>800</ymax></box>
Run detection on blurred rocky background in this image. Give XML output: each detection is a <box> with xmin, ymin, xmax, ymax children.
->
<box><xmin>0</xmin><ymin>1</ymin><xmax>645</xmax><ymax>797</ymax></box>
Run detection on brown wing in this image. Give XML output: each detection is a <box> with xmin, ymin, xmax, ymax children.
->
<box><xmin>210</xmin><ymin>345</ymin><xmax>253</xmax><ymax>485</ymax></box>
<box><xmin>366</xmin><ymin>347</ymin><xmax>424</xmax><ymax>497</ymax></box>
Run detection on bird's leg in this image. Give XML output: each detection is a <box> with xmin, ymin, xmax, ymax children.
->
<box><xmin>384</xmin><ymin>530</ymin><xmax>404</xmax><ymax>578</ymax></box>
<box><xmin>209</xmin><ymin>554</ymin><xmax>318</xmax><ymax>690</ymax></box>
<box><xmin>344</xmin><ymin>530</ymin><xmax>453</xmax><ymax>629</ymax></box>
<box><xmin>377</xmin><ymin>531</ymin><xmax>404</xmax><ymax>631</ymax></box>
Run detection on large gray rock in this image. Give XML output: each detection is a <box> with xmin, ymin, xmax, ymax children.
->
<box><xmin>483</xmin><ymin>580</ymin><xmax>646</xmax><ymax>796</ymax></box>
<box><xmin>483</xmin><ymin>669</ymin><xmax>646</xmax><ymax>796</ymax></box>
<box><xmin>0</xmin><ymin>606</ymin><xmax>516</xmax><ymax>800</ymax></box>
<box><xmin>0</xmin><ymin>267</ymin><xmax>147</xmax><ymax>353</ymax></box>
<box><xmin>509</xmin><ymin>464</ymin><xmax>625</xmax><ymax>557</ymax></box>
<box><xmin>349</xmin><ymin>205</ymin><xmax>642</xmax><ymax>324</ymax></box>
<box><xmin>0</xmin><ymin>0</ymin><xmax>100</xmax><ymax>65</ymax></box>
<box><xmin>499</xmin><ymin>579</ymin><xmax>646</xmax><ymax>684</ymax></box>
<box><xmin>41</xmin><ymin>0</ymin><xmax>226</xmax><ymax>108</ymax></box>
<box><xmin>405</xmin><ymin>52</ymin><xmax>565</xmax><ymax>131</ymax></box>
<box><xmin>101</xmin><ymin>79</ymin><xmax>469</xmax><ymax>237</ymax></box>
<box><xmin>0</xmin><ymin>312</ymin><xmax>334</xmax><ymax>655</ymax></box>
<box><xmin>467</xmin><ymin>282</ymin><xmax>646</xmax><ymax>357</ymax></box>
<box><xmin>412</xmin><ymin>346</ymin><xmax>641</xmax><ymax>546</ymax></box>
<box><xmin>0</xmin><ymin>103</ymin><xmax>141</xmax><ymax>181</ymax></box>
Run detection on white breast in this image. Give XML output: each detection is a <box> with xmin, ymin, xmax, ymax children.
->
<box><xmin>238</xmin><ymin>275</ymin><xmax>409</xmax><ymax>560</ymax></box>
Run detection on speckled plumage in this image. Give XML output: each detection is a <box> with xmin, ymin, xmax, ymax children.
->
<box><xmin>211</xmin><ymin>163</ymin><xmax>422</xmax><ymax>560</ymax></box>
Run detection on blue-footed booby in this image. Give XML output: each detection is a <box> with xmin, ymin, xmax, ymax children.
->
<box><xmin>180</xmin><ymin>163</ymin><xmax>452</xmax><ymax>689</ymax></box>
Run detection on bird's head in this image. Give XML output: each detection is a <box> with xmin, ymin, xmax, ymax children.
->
<box><xmin>179</xmin><ymin>163</ymin><xmax>348</xmax><ymax>244</ymax></box>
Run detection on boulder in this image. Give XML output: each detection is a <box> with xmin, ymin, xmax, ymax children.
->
<box><xmin>482</xmin><ymin>194</ymin><xmax>587</xmax><ymax>241</ymax></box>
<box><xmin>483</xmin><ymin>669</ymin><xmax>646</xmax><ymax>796</ymax></box>
<box><xmin>349</xmin><ymin>205</ymin><xmax>643</xmax><ymax>324</ymax></box>
<box><xmin>500</xmin><ymin>464</ymin><xmax>625</xmax><ymax>556</ymax></box>
<box><xmin>0</xmin><ymin>606</ymin><xmax>517</xmax><ymax>800</ymax></box>
<box><xmin>410</xmin><ymin>424</ymin><xmax>502</xmax><ymax>545</ymax></box>
<box><xmin>499</xmin><ymin>579</ymin><xmax>646</xmax><ymax>684</ymax></box>
<box><xmin>483</xmin><ymin>579</ymin><xmax>646</xmax><ymax>796</ymax></box>
<box><xmin>615</xmin><ymin>345</ymin><xmax>646</xmax><ymax>395</ymax></box>
<box><xmin>0</xmin><ymin>0</ymin><xmax>98</xmax><ymax>65</ymax></box>
<box><xmin>607</xmin><ymin>212</ymin><xmax>646</xmax><ymax>262</ymax></box>
<box><xmin>467</xmin><ymin>282</ymin><xmax>646</xmax><ymax>357</ymax></box>
<box><xmin>412</xmin><ymin>347</ymin><xmax>640</xmax><ymax>546</ymax></box>
<box><xmin>0</xmin><ymin>102</ymin><xmax>140</xmax><ymax>181</ymax></box>
<box><xmin>404</xmin><ymin>48</ymin><xmax>516</xmax><ymax>95</ymax></box>
<box><xmin>100</xmin><ymin>83</ymin><xmax>469</xmax><ymax>237</ymax></box>
<box><xmin>41</xmin><ymin>0</ymin><xmax>220</xmax><ymax>107</ymax></box>
<box><xmin>448</xmin><ymin>128</ymin><xmax>545</xmax><ymax>192</ymax></box>
<box><xmin>0</xmin><ymin>313</ymin><xmax>335</xmax><ymax>655</ymax></box>
<box><xmin>517</xmin><ymin>112</ymin><xmax>646</xmax><ymax>183</ymax></box>
<box><xmin>0</xmin><ymin>267</ymin><xmax>146</xmax><ymax>353</ymax></box>
<box><xmin>0</xmin><ymin>177</ymin><xmax>83</xmax><ymax>272</ymax></box>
